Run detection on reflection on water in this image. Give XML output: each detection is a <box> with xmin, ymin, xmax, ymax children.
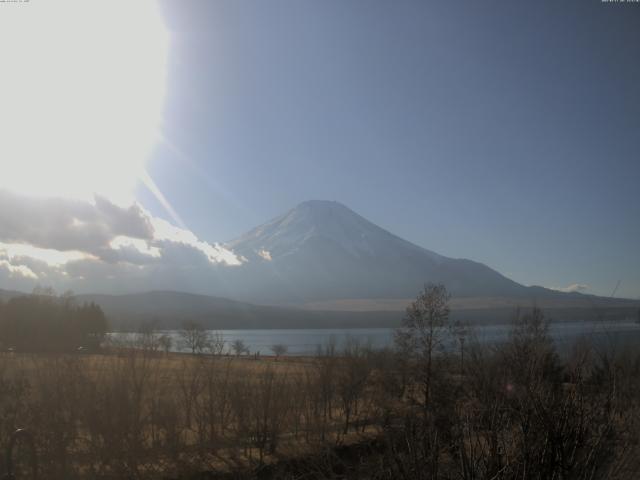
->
<box><xmin>110</xmin><ymin>320</ymin><xmax>640</xmax><ymax>356</ymax></box>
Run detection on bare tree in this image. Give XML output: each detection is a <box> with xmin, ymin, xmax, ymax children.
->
<box><xmin>179</xmin><ymin>321</ymin><xmax>210</xmax><ymax>355</ymax></box>
<box><xmin>136</xmin><ymin>322</ymin><xmax>161</xmax><ymax>353</ymax></box>
<box><xmin>270</xmin><ymin>343</ymin><xmax>288</xmax><ymax>360</ymax></box>
<box><xmin>231</xmin><ymin>339</ymin><xmax>247</xmax><ymax>356</ymax></box>
<box><xmin>158</xmin><ymin>334</ymin><xmax>172</xmax><ymax>354</ymax></box>
<box><xmin>450</xmin><ymin>320</ymin><xmax>469</xmax><ymax>374</ymax></box>
<box><xmin>314</xmin><ymin>339</ymin><xmax>338</xmax><ymax>441</ymax></box>
<box><xmin>394</xmin><ymin>283</ymin><xmax>450</xmax><ymax>409</ymax></box>
<box><xmin>336</xmin><ymin>338</ymin><xmax>371</xmax><ymax>434</ymax></box>
<box><xmin>205</xmin><ymin>331</ymin><xmax>225</xmax><ymax>356</ymax></box>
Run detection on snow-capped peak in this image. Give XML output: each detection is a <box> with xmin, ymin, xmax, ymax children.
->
<box><xmin>228</xmin><ymin>200</ymin><xmax>443</xmax><ymax>262</ymax></box>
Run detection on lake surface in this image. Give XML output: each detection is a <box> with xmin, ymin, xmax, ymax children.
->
<box><xmin>111</xmin><ymin>320</ymin><xmax>640</xmax><ymax>356</ymax></box>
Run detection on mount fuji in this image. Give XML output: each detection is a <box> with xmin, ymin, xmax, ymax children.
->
<box><xmin>221</xmin><ymin>200</ymin><xmax>552</xmax><ymax>304</ymax></box>
<box><xmin>3</xmin><ymin>200</ymin><xmax>635</xmax><ymax>328</ymax></box>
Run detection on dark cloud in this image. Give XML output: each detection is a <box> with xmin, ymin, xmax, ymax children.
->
<box><xmin>0</xmin><ymin>190</ymin><xmax>242</xmax><ymax>294</ymax></box>
<box><xmin>0</xmin><ymin>190</ymin><xmax>153</xmax><ymax>257</ymax></box>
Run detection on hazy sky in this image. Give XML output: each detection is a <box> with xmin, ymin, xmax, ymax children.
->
<box><xmin>134</xmin><ymin>0</ymin><xmax>640</xmax><ymax>298</ymax></box>
<box><xmin>1</xmin><ymin>0</ymin><xmax>638</xmax><ymax>299</ymax></box>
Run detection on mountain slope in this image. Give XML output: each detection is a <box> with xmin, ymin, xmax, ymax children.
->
<box><xmin>224</xmin><ymin>200</ymin><xmax>548</xmax><ymax>303</ymax></box>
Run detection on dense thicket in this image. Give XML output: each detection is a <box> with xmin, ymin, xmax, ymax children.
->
<box><xmin>0</xmin><ymin>292</ymin><xmax>108</xmax><ymax>352</ymax></box>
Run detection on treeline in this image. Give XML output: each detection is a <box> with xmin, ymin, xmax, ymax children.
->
<box><xmin>0</xmin><ymin>289</ymin><xmax>108</xmax><ymax>352</ymax></box>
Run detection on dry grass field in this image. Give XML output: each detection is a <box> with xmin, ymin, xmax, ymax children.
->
<box><xmin>1</xmin><ymin>306</ymin><xmax>640</xmax><ymax>479</ymax></box>
<box><xmin>0</xmin><ymin>345</ymin><xmax>388</xmax><ymax>479</ymax></box>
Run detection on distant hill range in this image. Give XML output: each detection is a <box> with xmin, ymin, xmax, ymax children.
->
<box><xmin>1</xmin><ymin>200</ymin><xmax>638</xmax><ymax>329</ymax></box>
<box><xmin>0</xmin><ymin>289</ymin><xmax>637</xmax><ymax>331</ymax></box>
<box><xmin>74</xmin><ymin>291</ymin><xmax>399</xmax><ymax>330</ymax></box>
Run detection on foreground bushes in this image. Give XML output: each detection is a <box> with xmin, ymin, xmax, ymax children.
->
<box><xmin>379</xmin><ymin>335</ymin><xmax>639</xmax><ymax>479</ymax></box>
<box><xmin>0</xmin><ymin>346</ymin><xmax>386</xmax><ymax>478</ymax></box>
<box><xmin>0</xmin><ymin>292</ymin><xmax>638</xmax><ymax>478</ymax></box>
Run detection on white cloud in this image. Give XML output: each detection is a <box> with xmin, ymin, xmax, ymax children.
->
<box><xmin>0</xmin><ymin>190</ymin><xmax>244</xmax><ymax>293</ymax></box>
<box><xmin>108</xmin><ymin>236</ymin><xmax>161</xmax><ymax>264</ymax></box>
<box><xmin>0</xmin><ymin>189</ymin><xmax>153</xmax><ymax>257</ymax></box>
<box><xmin>0</xmin><ymin>259</ymin><xmax>38</xmax><ymax>280</ymax></box>
<box><xmin>257</xmin><ymin>249</ymin><xmax>272</xmax><ymax>261</ymax></box>
<box><xmin>552</xmin><ymin>283</ymin><xmax>590</xmax><ymax>293</ymax></box>
<box><xmin>150</xmin><ymin>217</ymin><xmax>243</xmax><ymax>266</ymax></box>
<box><xmin>0</xmin><ymin>243</ymin><xmax>89</xmax><ymax>266</ymax></box>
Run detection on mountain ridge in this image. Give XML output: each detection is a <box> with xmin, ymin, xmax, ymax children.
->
<box><xmin>222</xmin><ymin>200</ymin><xmax>554</xmax><ymax>303</ymax></box>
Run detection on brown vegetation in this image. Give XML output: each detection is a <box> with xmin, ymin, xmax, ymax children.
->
<box><xmin>0</xmin><ymin>286</ymin><xmax>638</xmax><ymax>479</ymax></box>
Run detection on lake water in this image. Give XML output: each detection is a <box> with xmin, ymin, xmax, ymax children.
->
<box><xmin>111</xmin><ymin>320</ymin><xmax>640</xmax><ymax>356</ymax></box>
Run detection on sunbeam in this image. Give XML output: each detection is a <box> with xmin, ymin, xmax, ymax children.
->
<box><xmin>0</xmin><ymin>0</ymin><xmax>168</xmax><ymax>204</ymax></box>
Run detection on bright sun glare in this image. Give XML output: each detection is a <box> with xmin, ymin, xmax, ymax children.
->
<box><xmin>0</xmin><ymin>0</ymin><xmax>168</xmax><ymax>204</ymax></box>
